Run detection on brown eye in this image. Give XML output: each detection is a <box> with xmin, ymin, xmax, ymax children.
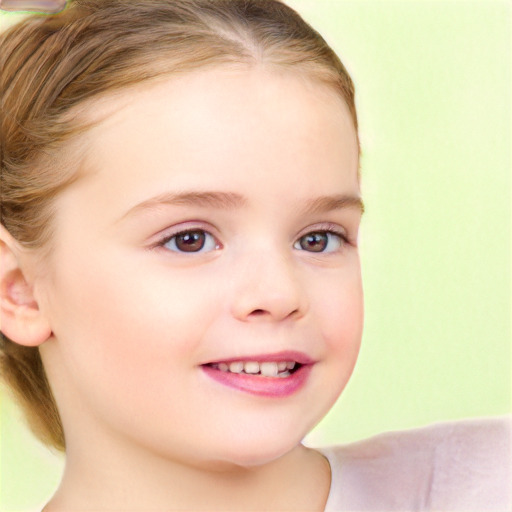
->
<box><xmin>175</xmin><ymin>231</ymin><xmax>205</xmax><ymax>252</ymax></box>
<box><xmin>163</xmin><ymin>230</ymin><xmax>218</xmax><ymax>253</ymax></box>
<box><xmin>298</xmin><ymin>232</ymin><xmax>328</xmax><ymax>252</ymax></box>
<box><xmin>294</xmin><ymin>231</ymin><xmax>345</xmax><ymax>253</ymax></box>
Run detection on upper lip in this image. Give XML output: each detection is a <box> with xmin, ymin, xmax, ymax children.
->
<box><xmin>201</xmin><ymin>350</ymin><xmax>315</xmax><ymax>366</ymax></box>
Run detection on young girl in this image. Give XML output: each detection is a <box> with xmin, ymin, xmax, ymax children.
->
<box><xmin>0</xmin><ymin>1</ymin><xmax>510</xmax><ymax>510</ymax></box>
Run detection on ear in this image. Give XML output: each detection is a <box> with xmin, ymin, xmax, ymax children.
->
<box><xmin>0</xmin><ymin>225</ymin><xmax>52</xmax><ymax>346</ymax></box>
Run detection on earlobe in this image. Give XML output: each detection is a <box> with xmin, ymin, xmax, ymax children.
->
<box><xmin>0</xmin><ymin>225</ymin><xmax>52</xmax><ymax>347</ymax></box>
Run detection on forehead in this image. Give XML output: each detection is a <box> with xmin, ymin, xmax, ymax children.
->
<box><xmin>73</xmin><ymin>66</ymin><xmax>359</xmax><ymax>209</ymax></box>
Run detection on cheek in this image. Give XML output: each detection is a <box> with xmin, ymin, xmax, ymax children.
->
<box><xmin>44</xmin><ymin>249</ymin><xmax>222</xmax><ymax>395</ymax></box>
<box><xmin>313</xmin><ymin>260</ymin><xmax>364</xmax><ymax>356</ymax></box>
<box><xmin>42</xmin><ymin>252</ymin><xmax>231</xmax><ymax>447</ymax></box>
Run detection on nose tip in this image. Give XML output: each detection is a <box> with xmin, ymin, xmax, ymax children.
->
<box><xmin>230</xmin><ymin>253</ymin><xmax>308</xmax><ymax>323</ymax></box>
<box><xmin>233</xmin><ymin>293</ymin><xmax>304</xmax><ymax>323</ymax></box>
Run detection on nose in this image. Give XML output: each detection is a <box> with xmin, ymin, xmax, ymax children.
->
<box><xmin>229</xmin><ymin>248</ymin><xmax>308</xmax><ymax>323</ymax></box>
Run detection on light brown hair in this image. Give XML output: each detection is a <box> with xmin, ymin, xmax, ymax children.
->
<box><xmin>0</xmin><ymin>0</ymin><xmax>358</xmax><ymax>451</ymax></box>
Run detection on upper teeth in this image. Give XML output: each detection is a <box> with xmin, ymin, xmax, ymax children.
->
<box><xmin>213</xmin><ymin>361</ymin><xmax>297</xmax><ymax>377</ymax></box>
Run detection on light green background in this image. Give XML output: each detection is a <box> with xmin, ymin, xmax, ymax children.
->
<box><xmin>1</xmin><ymin>1</ymin><xmax>510</xmax><ymax>510</ymax></box>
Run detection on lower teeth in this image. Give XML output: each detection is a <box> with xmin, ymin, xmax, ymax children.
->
<box><xmin>235</xmin><ymin>370</ymin><xmax>291</xmax><ymax>378</ymax></box>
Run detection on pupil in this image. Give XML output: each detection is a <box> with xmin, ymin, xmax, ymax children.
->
<box><xmin>176</xmin><ymin>231</ymin><xmax>205</xmax><ymax>252</ymax></box>
<box><xmin>301</xmin><ymin>232</ymin><xmax>327</xmax><ymax>252</ymax></box>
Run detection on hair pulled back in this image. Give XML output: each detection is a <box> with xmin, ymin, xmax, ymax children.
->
<box><xmin>0</xmin><ymin>0</ymin><xmax>357</xmax><ymax>451</ymax></box>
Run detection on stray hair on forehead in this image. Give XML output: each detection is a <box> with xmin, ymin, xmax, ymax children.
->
<box><xmin>0</xmin><ymin>0</ymin><xmax>358</xmax><ymax>451</ymax></box>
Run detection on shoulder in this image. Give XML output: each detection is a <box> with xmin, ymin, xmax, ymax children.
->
<box><xmin>318</xmin><ymin>416</ymin><xmax>512</xmax><ymax>511</ymax></box>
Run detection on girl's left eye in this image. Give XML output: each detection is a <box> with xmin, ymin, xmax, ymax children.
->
<box><xmin>161</xmin><ymin>230</ymin><xmax>219</xmax><ymax>253</ymax></box>
<box><xmin>293</xmin><ymin>230</ymin><xmax>346</xmax><ymax>253</ymax></box>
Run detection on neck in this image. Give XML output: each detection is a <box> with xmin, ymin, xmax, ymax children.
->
<box><xmin>44</xmin><ymin>438</ymin><xmax>331</xmax><ymax>511</ymax></box>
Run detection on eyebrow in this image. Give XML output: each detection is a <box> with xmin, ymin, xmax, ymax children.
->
<box><xmin>121</xmin><ymin>190</ymin><xmax>364</xmax><ymax>220</ymax></box>
<box><xmin>305</xmin><ymin>194</ymin><xmax>365</xmax><ymax>215</ymax></box>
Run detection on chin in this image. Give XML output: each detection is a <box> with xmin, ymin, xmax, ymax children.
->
<box><xmin>207</xmin><ymin>428</ymin><xmax>306</xmax><ymax>469</ymax></box>
<box><xmin>203</xmin><ymin>447</ymin><xmax>296</xmax><ymax>471</ymax></box>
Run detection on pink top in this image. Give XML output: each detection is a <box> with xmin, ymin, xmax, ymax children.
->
<box><xmin>318</xmin><ymin>416</ymin><xmax>511</xmax><ymax>511</ymax></box>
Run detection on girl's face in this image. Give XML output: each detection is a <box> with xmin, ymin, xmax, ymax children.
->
<box><xmin>38</xmin><ymin>67</ymin><xmax>363</xmax><ymax>467</ymax></box>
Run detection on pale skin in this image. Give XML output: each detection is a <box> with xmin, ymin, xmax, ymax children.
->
<box><xmin>0</xmin><ymin>65</ymin><xmax>363</xmax><ymax>511</ymax></box>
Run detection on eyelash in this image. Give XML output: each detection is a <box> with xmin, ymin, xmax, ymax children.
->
<box><xmin>293</xmin><ymin>226</ymin><xmax>349</xmax><ymax>254</ymax></box>
<box><xmin>154</xmin><ymin>224</ymin><xmax>350</xmax><ymax>254</ymax></box>
<box><xmin>157</xmin><ymin>228</ymin><xmax>220</xmax><ymax>254</ymax></box>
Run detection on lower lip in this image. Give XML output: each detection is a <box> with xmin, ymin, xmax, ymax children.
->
<box><xmin>200</xmin><ymin>364</ymin><xmax>313</xmax><ymax>398</ymax></box>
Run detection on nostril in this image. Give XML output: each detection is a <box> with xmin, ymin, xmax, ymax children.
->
<box><xmin>248</xmin><ymin>308</ymin><xmax>302</xmax><ymax>319</ymax></box>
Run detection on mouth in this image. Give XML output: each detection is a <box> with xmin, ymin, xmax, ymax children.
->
<box><xmin>200</xmin><ymin>351</ymin><xmax>314</xmax><ymax>398</ymax></box>
<box><xmin>204</xmin><ymin>360</ymin><xmax>302</xmax><ymax>378</ymax></box>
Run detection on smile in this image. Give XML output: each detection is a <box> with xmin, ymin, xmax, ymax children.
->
<box><xmin>200</xmin><ymin>351</ymin><xmax>314</xmax><ymax>398</ymax></box>
<box><xmin>208</xmin><ymin>360</ymin><xmax>298</xmax><ymax>378</ymax></box>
